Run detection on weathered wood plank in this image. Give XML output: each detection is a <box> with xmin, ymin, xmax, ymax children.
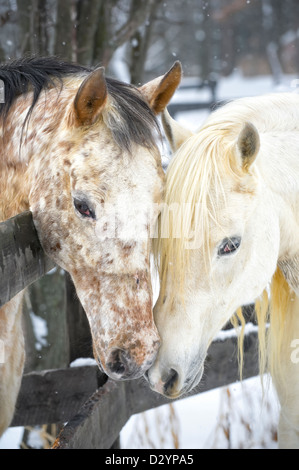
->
<box><xmin>0</xmin><ymin>211</ymin><xmax>55</xmax><ymax>307</ymax></box>
<box><xmin>52</xmin><ymin>380</ymin><xmax>130</xmax><ymax>449</ymax></box>
<box><xmin>11</xmin><ymin>366</ymin><xmax>107</xmax><ymax>427</ymax></box>
<box><xmin>65</xmin><ymin>273</ymin><xmax>93</xmax><ymax>363</ymax></box>
<box><xmin>11</xmin><ymin>331</ymin><xmax>258</xmax><ymax>432</ymax></box>
<box><xmin>168</xmin><ymin>99</ymin><xmax>226</xmax><ymax>117</ymax></box>
<box><xmin>53</xmin><ymin>331</ymin><xmax>259</xmax><ymax>449</ymax></box>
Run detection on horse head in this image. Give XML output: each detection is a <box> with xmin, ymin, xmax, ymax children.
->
<box><xmin>29</xmin><ymin>62</ymin><xmax>182</xmax><ymax>380</ymax></box>
<box><xmin>147</xmin><ymin>107</ymin><xmax>281</xmax><ymax>397</ymax></box>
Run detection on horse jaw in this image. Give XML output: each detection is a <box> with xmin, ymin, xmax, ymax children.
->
<box><xmin>146</xmin><ymin>292</ymin><xmax>209</xmax><ymax>398</ymax></box>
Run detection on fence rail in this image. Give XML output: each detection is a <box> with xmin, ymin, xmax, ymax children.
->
<box><xmin>0</xmin><ymin>211</ymin><xmax>259</xmax><ymax>449</ymax></box>
<box><xmin>12</xmin><ymin>329</ymin><xmax>259</xmax><ymax>449</ymax></box>
<box><xmin>167</xmin><ymin>79</ymin><xmax>222</xmax><ymax>117</ymax></box>
<box><xmin>0</xmin><ymin>211</ymin><xmax>55</xmax><ymax>308</ymax></box>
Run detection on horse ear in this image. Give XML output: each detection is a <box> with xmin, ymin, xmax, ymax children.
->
<box><xmin>162</xmin><ymin>109</ymin><xmax>193</xmax><ymax>152</ymax></box>
<box><xmin>236</xmin><ymin>122</ymin><xmax>260</xmax><ymax>171</ymax></box>
<box><xmin>73</xmin><ymin>67</ymin><xmax>107</xmax><ymax>127</ymax></box>
<box><xmin>139</xmin><ymin>61</ymin><xmax>182</xmax><ymax>114</ymax></box>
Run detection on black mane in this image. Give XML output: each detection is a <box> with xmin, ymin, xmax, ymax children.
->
<box><xmin>0</xmin><ymin>56</ymin><xmax>160</xmax><ymax>152</ymax></box>
<box><xmin>0</xmin><ymin>56</ymin><xmax>89</xmax><ymax>119</ymax></box>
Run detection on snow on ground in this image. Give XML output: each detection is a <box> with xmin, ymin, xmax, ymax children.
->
<box><xmin>173</xmin><ymin>69</ymin><xmax>298</xmax><ymax>106</ymax></box>
<box><xmin>0</xmin><ymin>427</ymin><xmax>23</xmax><ymax>449</ymax></box>
<box><xmin>0</xmin><ymin>70</ymin><xmax>295</xmax><ymax>449</ymax></box>
<box><xmin>0</xmin><ymin>375</ymin><xmax>280</xmax><ymax>449</ymax></box>
<box><xmin>172</xmin><ymin>70</ymin><xmax>299</xmax><ymax>132</ymax></box>
<box><xmin>121</xmin><ymin>376</ymin><xmax>280</xmax><ymax>449</ymax></box>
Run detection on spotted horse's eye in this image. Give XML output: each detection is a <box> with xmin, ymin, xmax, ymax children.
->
<box><xmin>73</xmin><ymin>198</ymin><xmax>95</xmax><ymax>219</ymax></box>
<box><xmin>218</xmin><ymin>237</ymin><xmax>241</xmax><ymax>256</ymax></box>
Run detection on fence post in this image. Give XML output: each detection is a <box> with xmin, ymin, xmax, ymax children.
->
<box><xmin>65</xmin><ymin>272</ymin><xmax>93</xmax><ymax>363</ymax></box>
<box><xmin>0</xmin><ymin>211</ymin><xmax>55</xmax><ymax>308</ymax></box>
<box><xmin>110</xmin><ymin>436</ymin><xmax>120</xmax><ymax>449</ymax></box>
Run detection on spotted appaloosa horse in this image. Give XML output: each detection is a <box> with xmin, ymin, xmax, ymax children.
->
<box><xmin>0</xmin><ymin>57</ymin><xmax>182</xmax><ymax>435</ymax></box>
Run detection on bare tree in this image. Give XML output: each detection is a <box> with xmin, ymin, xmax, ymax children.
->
<box><xmin>129</xmin><ymin>0</ymin><xmax>164</xmax><ymax>85</ymax></box>
<box><xmin>12</xmin><ymin>0</ymin><xmax>165</xmax><ymax>80</ymax></box>
<box><xmin>54</xmin><ymin>0</ymin><xmax>75</xmax><ymax>60</ymax></box>
<box><xmin>76</xmin><ymin>0</ymin><xmax>103</xmax><ymax>65</ymax></box>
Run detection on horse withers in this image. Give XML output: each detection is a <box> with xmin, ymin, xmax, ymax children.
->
<box><xmin>0</xmin><ymin>57</ymin><xmax>182</xmax><ymax>435</ymax></box>
<box><xmin>148</xmin><ymin>94</ymin><xmax>299</xmax><ymax>448</ymax></box>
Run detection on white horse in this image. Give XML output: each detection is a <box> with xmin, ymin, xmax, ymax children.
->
<box><xmin>147</xmin><ymin>93</ymin><xmax>299</xmax><ymax>449</ymax></box>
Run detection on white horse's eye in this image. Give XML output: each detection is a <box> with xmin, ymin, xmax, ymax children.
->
<box><xmin>218</xmin><ymin>236</ymin><xmax>241</xmax><ymax>256</ymax></box>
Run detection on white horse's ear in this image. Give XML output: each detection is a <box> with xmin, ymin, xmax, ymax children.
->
<box><xmin>236</xmin><ymin>122</ymin><xmax>260</xmax><ymax>171</ymax></box>
<box><xmin>139</xmin><ymin>61</ymin><xmax>182</xmax><ymax>114</ymax></box>
<box><xmin>162</xmin><ymin>109</ymin><xmax>193</xmax><ymax>152</ymax></box>
<box><xmin>73</xmin><ymin>67</ymin><xmax>107</xmax><ymax>127</ymax></box>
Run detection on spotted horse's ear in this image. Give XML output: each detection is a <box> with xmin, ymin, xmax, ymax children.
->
<box><xmin>139</xmin><ymin>61</ymin><xmax>182</xmax><ymax>115</ymax></box>
<box><xmin>73</xmin><ymin>67</ymin><xmax>107</xmax><ymax>127</ymax></box>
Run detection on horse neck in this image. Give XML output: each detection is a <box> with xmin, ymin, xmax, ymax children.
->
<box><xmin>0</xmin><ymin>88</ymin><xmax>72</xmax><ymax>221</ymax></box>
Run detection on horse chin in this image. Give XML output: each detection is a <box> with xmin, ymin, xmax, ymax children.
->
<box><xmin>166</xmin><ymin>366</ymin><xmax>204</xmax><ymax>399</ymax></box>
<box><xmin>179</xmin><ymin>364</ymin><xmax>204</xmax><ymax>397</ymax></box>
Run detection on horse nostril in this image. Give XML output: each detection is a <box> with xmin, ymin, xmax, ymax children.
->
<box><xmin>106</xmin><ymin>349</ymin><xmax>127</xmax><ymax>376</ymax></box>
<box><xmin>163</xmin><ymin>368</ymin><xmax>179</xmax><ymax>395</ymax></box>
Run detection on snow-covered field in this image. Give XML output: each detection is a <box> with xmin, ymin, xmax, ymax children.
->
<box><xmin>1</xmin><ymin>70</ymin><xmax>297</xmax><ymax>449</ymax></box>
<box><xmin>121</xmin><ymin>376</ymin><xmax>280</xmax><ymax>449</ymax></box>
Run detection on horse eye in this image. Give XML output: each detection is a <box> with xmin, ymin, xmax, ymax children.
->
<box><xmin>218</xmin><ymin>237</ymin><xmax>241</xmax><ymax>256</ymax></box>
<box><xmin>74</xmin><ymin>198</ymin><xmax>95</xmax><ymax>219</ymax></box>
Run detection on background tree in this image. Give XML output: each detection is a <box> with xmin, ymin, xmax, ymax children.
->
<box><xmin>2</xmin><ymin>0</ymin><xmax>299</xmax><ymax>82</ymax></box>
<box><xmin>5</xmin><ymin>0</ymin><xmax>163</xmax><ymax>81</ymax></box>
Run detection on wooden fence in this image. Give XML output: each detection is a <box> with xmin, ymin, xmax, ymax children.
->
<box><xmin>0</xmin><ymin>211</ymin><xmax>260</xmax><ymax>449</ymax></box>
<box><xmin>167</xmin><ymin>78</ymin><xmax>222</xmax><ymax>117</ymax></box>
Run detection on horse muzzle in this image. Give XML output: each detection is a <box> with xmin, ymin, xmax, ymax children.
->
<box><xmin>95</xmin><ymin>335</ymin><xmax>161</xmax><ymax>380</ymax></box>
<box><xmin>146</xmin><ymin>360</ymin><xmax>204</xmax><ymax>398</ymax></box>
